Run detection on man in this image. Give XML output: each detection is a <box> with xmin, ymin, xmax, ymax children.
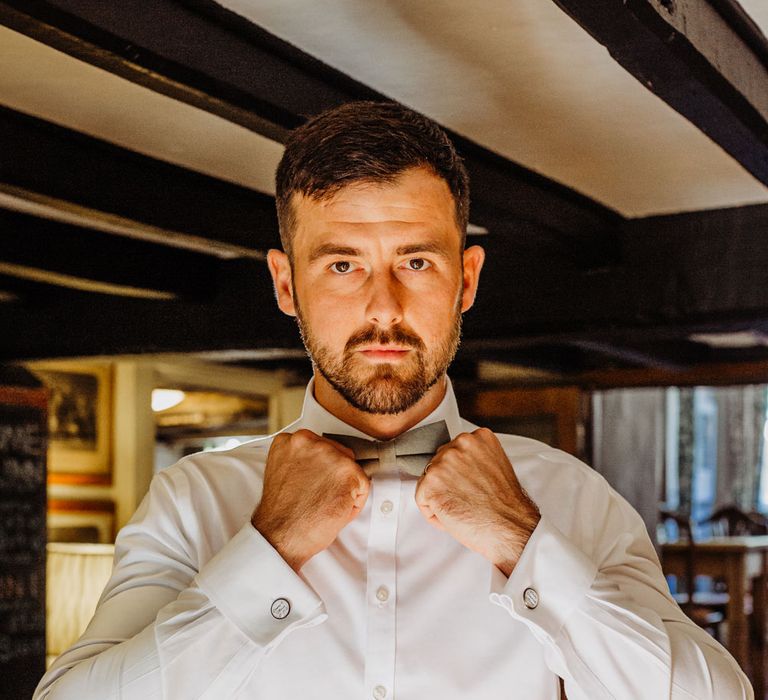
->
<box><xmin>35</xmin><ymin>102</ymin><xmax>751</xmax><ymax>699</ymax></box>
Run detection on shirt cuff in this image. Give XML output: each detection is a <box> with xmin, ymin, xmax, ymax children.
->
<box><xmin>488</xmin><ymin>514</ymin><xmax>597</xmax><ymax>641</ymax></box>
<box><xmin>196</xmin><ymin>522</ymin><xmax>327</xmax><ymax>650</ymax></box>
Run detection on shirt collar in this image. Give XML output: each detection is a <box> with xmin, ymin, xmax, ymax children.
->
<box><xmin>285</xmin><ymin>375</ymin><xmax>464</xmax><ymax>441</ymax></box>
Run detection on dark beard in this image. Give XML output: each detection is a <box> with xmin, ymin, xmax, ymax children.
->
<box><xmin>295</xmin><ymin>297</ymin><xmax>462</xmax><ymax>415</ymax></box>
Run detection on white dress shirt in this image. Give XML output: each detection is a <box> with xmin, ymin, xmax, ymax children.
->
<box><xmin>35</xmin><ymin>376</ymin><xmax>752</xmax><ymax>699</ymax></box>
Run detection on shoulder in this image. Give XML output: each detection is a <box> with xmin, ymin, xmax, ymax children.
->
<box><xmin>140</xmin><ymin>434</ymin><xmax>278</xmax><ymax>528</ymax></box>
<box><xmin>460</xmin><ymin>417</ymin><xmax>602</xmax><ymax>489</ymax></box>
<box><xmin>495</xmin><ymin>432</ymin><xmax>606</xmax><ymax>492</ymax></box>
<box><xmin>159</xmin><ymin>433</ymin><xmax>275</xmax><ymax>489</ymax></box>
<box><xmin>120</xmin><ymin>433</ymin><xmax>281</xmax><ymax>565</ymax></box>
<box><xmin>462</xmin><ymin>422</ymin><xmax>620</xmax><ymax>530</ymax></box>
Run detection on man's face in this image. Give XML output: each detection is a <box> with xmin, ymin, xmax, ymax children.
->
<box><xmin>269</xmin><ymin>167</ymin><xmax>484</xmax><ymax>414</ymax></box>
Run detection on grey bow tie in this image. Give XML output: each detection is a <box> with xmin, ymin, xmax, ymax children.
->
<box><xmin>324</xmin><ymin>420</ymin><xmax>450</xmax><ymax>477</ymax></box>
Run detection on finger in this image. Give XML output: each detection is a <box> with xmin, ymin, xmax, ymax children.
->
<box><xmin>416</xmin><ymin>500</ymin><xmax>436</xmax><ymax>522</ymax></box>
<box><xmin>292</xmin><ymin>428</ymin><xmax>321</xmax><ymax>440</ymax></box>
<box><xmin>417</xmin><ymin>502</ymin><xmax>447</xmax><ymax>532</ymax></box>
<box><xmin>414</xmin><ymin>477</ymin><xmax>430</xmax><ymax>506</ymax></box>
<box><xmin>350</xmin><ymin>485</ymin><xmax>369</xmax><ymax>511</ymax></box>
<box><xmin>426</xmin><ymin>514</ymin><xmax>446</xmax><ymax>532</ymax></box>
<box><xmin>472</xmin><ymin>427</ymin><xmax>495</xmax><ymax>439</ymax></box>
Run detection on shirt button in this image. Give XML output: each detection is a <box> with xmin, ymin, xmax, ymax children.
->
<box><xmin>271</xmin><ymin>598</ymin><xmax>291</xmax><ymax>619</ymax></box>
<box><xmin>380</xmin><ymin>500</ymin><xmax>394</xmax><ymax>514</ymax></box>
<box><xmin>376</xmin><ymin>585</ymin><xmax>389</xmax><ymax>603</ymax></box>
<box><xmin>373</xmin><ymin>685</ymin><xmax>387</xmax><ymax>699</ymax></box>
<box><xmin>523</xmin><ymin>587</ymin><xmax>539</xmax><ymax>610</ymax></box>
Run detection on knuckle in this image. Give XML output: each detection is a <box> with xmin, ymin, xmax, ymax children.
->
<box><xmin>454</xmin><ymin>432</ymin><xmax>474</xmax><ymax>446</ymax></box>
<box><xmin>271</xmin><ymin>433</ymin><xmax>289</xmax><ymax>447</ymax></box>
<box><xmin>342</xmin><ymin>471</ymin><xmax>364</xmax><ymax>490</ymax></box>
<box><xmin>292</xmin><ymin>428</ymin><xmax>317</xmax><ymax>442</ymax></box>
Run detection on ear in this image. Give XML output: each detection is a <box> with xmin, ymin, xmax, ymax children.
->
<box><xmin>267</xmin><ymin>249</ymin><xmax>296</xmax><ymax>317</ymax></box>
<box><xmin>460</xmin><ymin>245</ymin><xmax>485</xmax><ymax>312</ymax></box>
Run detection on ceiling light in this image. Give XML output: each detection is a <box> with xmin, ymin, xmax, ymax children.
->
<box><xmin>689</xmin><ymin>331</ymin><xmax>768</xmax><ymax>349</ymax></box>
<box><xmin>151</xmin><ymin>389</ymin><xmax>186</xmax><ymax>412</ymax></box>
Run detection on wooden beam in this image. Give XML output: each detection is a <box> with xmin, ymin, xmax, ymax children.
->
<box><xmin>0</xmin><ymin>259</ymin><xmax>299</xmax><ymax>361</ymax></box>
<box><xmin>551</xmin><ymin>0</ymin><xmax>768</xmax><ymax>186</ymax></box>
<box><xmin>0</xmin><ymin>0</ymin><xmax>621</xmax><ymax>263</ymax></box>
<box><xmin>2</xmin><ymin>201</ymin><xmax>768</xmax><ymax>369</ymax></box>
<box><xmin>465</xmin><ymin>201</ymin><xmax>768</xmax><ymax>342</ymax></box>
<box><xmin>576</xmin><ymin>358</ymin><xmax>768</xmax><ymax>389</ymax></box>
<box><xmin>0</xmin><ymin>105</ymin><xmax>280</xmax><ymax>257</ymax></box>
<box><xmin>0</xmin><ymin>209</ymin><xmax>217</xmax><ymax>300</ymax></box>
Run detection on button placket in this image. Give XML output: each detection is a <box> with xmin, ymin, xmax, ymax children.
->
<box><xmin>364</xmin><ymin>473</ymin><xmax>400</xmax><ymax>699</ymax></box>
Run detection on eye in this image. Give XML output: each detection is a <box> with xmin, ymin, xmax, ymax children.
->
<box><xmin>330</xmin><ymin>260</ymin><xmax>355</xmax><ymax>274</ymax></box>
<box><xmin>404</xmin><ymin>258</ymin><xmax>431</xmax><ymax>271</ymax></box>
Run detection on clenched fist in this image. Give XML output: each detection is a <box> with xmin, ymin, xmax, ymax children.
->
<box><xmin>414</xmin><ymin>427</ymin><xmax>540</xmax><ymax>576</ymax></box>
<box><xmin>251</xmin><ymin>429</ymin><xmax>370</xmax><ymax>572</ymax></box>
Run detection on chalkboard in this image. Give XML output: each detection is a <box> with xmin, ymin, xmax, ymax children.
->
<box><xmin>0</xmin><ymin>380</ymin><xmax>48</xmax><ymax>700</ymax></box>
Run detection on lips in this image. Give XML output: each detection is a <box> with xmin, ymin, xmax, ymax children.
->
<box><xmin>357</xmin><ymin>347</ymin><xmax>412</xmax><ymax>360</ymax></box>
<box><xmin>358</xmin><ymin>346</ymin><xmax>411</xmax><ymax>353</ymax></box>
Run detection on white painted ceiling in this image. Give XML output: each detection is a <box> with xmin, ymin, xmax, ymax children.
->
<box><xmin>0</xmin><ymin>26</ymin><xmax>284</xmax><ymax>195</ymax></box>
<box><xmin>2</xmin><ymin>0</ymin><xmax>767</xmax><ymax>218</ymax></box>
<box><xmin>741</xmin><ymin>0</ymin><xmax>768</xmax><ymax>35</ymax></box>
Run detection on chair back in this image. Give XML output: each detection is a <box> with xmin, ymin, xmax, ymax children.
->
<box><xmin>700</xmin><ymin>505</ymin><xmax>768</xmax><ymax>537</ymax></box>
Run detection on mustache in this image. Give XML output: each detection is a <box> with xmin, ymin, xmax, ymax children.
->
<box><xmin>345</xmin><ymin>325</ymin><xmax>425</xmax><ymax>352</ymax></box>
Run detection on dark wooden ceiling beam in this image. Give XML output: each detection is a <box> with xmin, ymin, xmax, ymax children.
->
<box><xmin>463</xmin><ymin>201</ymin><xmax>768</xmax><ymax>358</ymax></box>
<box><xmin>0</xmin><ymin>259</ymin><xmax>298</xmax><ymax>361</ymax></box>
<box><xmin>551</xmin><ymin>0</ymin><xmax>768</xmax><ymax>186</ymax></box>
<box><xmin>0</xmin><ymin>0</ymin><xmax>621</xmax><ymax>264</ymax></box>
<box><xmin>0</xmin><ymin>209</ymin><xmax>218</xmax><ymax>300</ymax></box>
<box><xmin>0</xmin><ymin>105</ymin><xmax>280</xmax><ymax>257</ymax></box>
<box><xmin>4</xmin><ymin>202</ymin><xmax>768</xmax><ymax>366</ymax></box>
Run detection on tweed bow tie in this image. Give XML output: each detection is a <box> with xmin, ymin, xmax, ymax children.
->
<box><xmin>323</xmin><ymin>420</ymin><xmax>450</xmax><ymax>477</ymax></box>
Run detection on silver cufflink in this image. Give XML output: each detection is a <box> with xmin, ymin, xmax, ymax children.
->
<box><xmin>523</xmin><ymin>587</ymin><xmax>539</xmax><ymax>610</ymax></box>
<box><xmin>271</xmin><ymin>597</ymin><xmax>291</xmax><ymax>619</ymax></box>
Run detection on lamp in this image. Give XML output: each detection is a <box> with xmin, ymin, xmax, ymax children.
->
<box><xmin>46</xmin><ymin>543</ymin><xmax>114</xmax><ymax>668</ymax></box>
<box><xmin>151</xmin><ymin>388</ymin><xmax>186</xmax><ymax>412</ymax></box>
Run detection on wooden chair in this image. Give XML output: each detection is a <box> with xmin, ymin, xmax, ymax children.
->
<box><xmin>700</xmin><ymin>504</ymin><xmax>768</xmax><ymax>537</ymax></box>
<box><xmin>699</xmin><ymin>506</ymin><xmax>768</xmax><ymax>695</ymax></box>
<box><xmin>659</xmin><ymin>510</ymin><xmax>726</xmax><ymax>639</ymax></box>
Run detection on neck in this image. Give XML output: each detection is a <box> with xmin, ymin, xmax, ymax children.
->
<box><xmin>312</xmin><ymin>373</ymin><xmax>448</xmax><ymax>441</ymax></box>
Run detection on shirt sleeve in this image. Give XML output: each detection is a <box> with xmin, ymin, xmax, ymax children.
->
<box><xmin>33</xmin><ymin>470</ymin><xmax>327</xmax><ymax>700</ymax></box>
<box><xmin>488</xmin><ymin>473</ymin><xmax>753</xmax><ymax>700</ymax></box>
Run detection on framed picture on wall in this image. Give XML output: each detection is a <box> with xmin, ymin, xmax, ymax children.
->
<box><xmin>28</xmin><ymin>362</ymin><xmax>112</xmax><ymax>485</ymax></box>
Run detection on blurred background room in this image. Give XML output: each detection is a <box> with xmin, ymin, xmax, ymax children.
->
<box><xmin>1</xmin><ymin>0</ymin><xmax>768</xmax><ymax>696</ymax></box>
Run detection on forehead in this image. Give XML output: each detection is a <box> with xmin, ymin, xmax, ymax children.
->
<box><xmin>290</xmin><ymin>168</ymin><xmax>460</xmax><ymax>252</ymax></box>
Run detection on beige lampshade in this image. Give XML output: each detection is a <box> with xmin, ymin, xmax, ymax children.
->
<box><xmin>46</xmin><ymin>543</ymin><xmax>115</xmax><ymax>667</ymax></box>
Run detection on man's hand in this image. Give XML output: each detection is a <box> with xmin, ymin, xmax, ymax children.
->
<box><xmin>414</xmin><ymin>428</ymin><xmax>540</xmax><ymax>576</ymax></box>
<box><xmin>252</xmin><ymin>429</ymin><xmax>370</xmax><ymax>572</ymax></box>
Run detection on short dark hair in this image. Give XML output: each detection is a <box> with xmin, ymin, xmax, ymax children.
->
<box><xmin>275</xmin><ymin>101</ymin><xmax>469</xmax><ymax>258</ymax></box>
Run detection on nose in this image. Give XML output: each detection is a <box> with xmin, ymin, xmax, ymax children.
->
<box><xmin>365</xmin><ymin>270</ymin><xmax>403</xmax><ymax>328</ymax></box>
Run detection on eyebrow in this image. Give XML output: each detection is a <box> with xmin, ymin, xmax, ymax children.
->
<box><xmin>395</xmin><ymin>242</ymin><xmax>451</xmax><ymax>258</ymax></box>
<box><xmin>308</xmin><ymin>241</ymin><xmax>452</xmax><ymax>264</ymax></box>
<box><xmin>308</xmin><ymin>244</ymin><xmax>361</xmax><ymax>264</ymax></box>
